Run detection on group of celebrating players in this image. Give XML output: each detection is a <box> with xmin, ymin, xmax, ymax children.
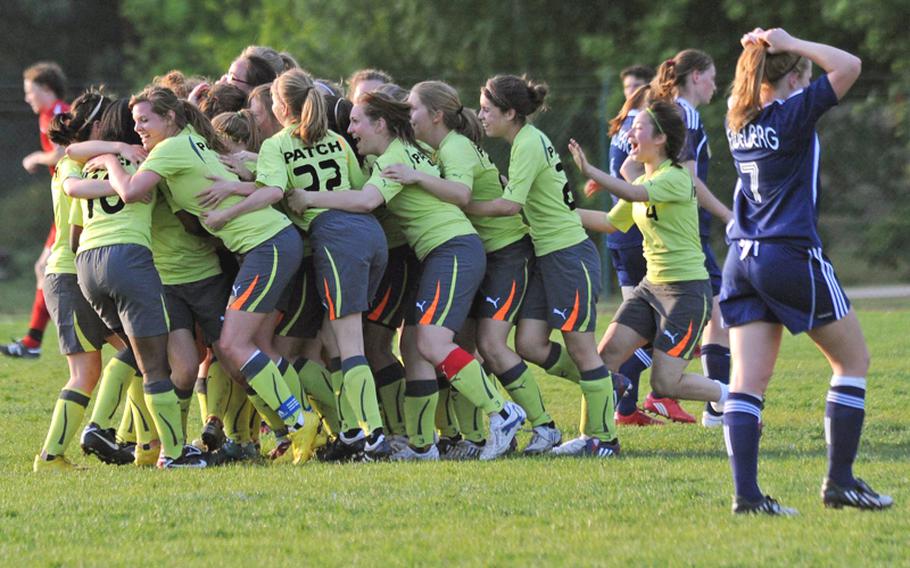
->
<box><xmin>14</xmin><ymin>26</ymin><xmax>892</xmax><ymax>515</ymax></box>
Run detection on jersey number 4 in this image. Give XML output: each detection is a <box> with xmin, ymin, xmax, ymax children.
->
<box><xmin>737</xmin><ymin>161</ymin><xmax>761</xmax><ymax>203</ymax></box>
<box><xmin>294</xmin><ymin>159</ymin><xmax>342</xmax><ymax>191</ymax></box>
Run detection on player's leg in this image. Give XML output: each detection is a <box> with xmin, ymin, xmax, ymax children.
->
<box><xmin>700</xmin><ymin>241</ymin><xmax>730</xmax><ymax>427</ymax></box>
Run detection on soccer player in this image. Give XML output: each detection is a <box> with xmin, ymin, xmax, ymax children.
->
<box><xmin>64</xmin><ymin>99</ymin><xmax>208</xmax><ymax>469</ymax></box>
<box><xmin>384</xmin><ymin>80</ymin><xmax>560</xmax><ymax>456</ymax></box>
<box><xmin>3</xmin><ymin>63</ymin><xmax>70</xmax><ymax>359</ymax></box>
<box><xmin>586</xmin><ymin>65</ymin><xmax>664</xmax><ymax>427</ymax></box>
<box><xmin>472</xmin><ymin>75</ymin><xmax>617</xmax><ymax>457</ymax></box>
<box><xmin>83</xmin><ymin>86</ymin><xmax>319</xmax><ymax>465</ymax></box>
<box><xmin>225</xmin><ymin>54</ymin><xmax>276</xmax><ymax>95</ymax></box>
<box><xmin>651</xmin><ymin>50</ymin><xmax>734</xmax><ymax>426</ymax></box>
<box><xmin>722</xmin><ymin>27</ymin><xmax>891</xmax><ymax>514</ymax></box>
<box><xmin>32</xmin><ymin>91</ymin><xmax>138</xmax><ymax>471</ymax></box>
<box><xmin>567</xmin><ymin>101</ymin><xmax>729</xmax><ymax>438</ymax></box>
<box><xmin>290</xmin><ymin>90</ymin><xmax>526</xmax><ymax>461</ymax></box>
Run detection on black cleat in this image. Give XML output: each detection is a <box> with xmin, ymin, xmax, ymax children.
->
<box><xmin>158</xmin><ymin>445</ymin><xmax>210</xmax><ymax>469</ymax></box>
<box><xmin>732</xmin><ymin>494</ymin><xmax>798</xmax><ymax>516</ymax></box>
<box><xmin>1</xmin><ymin>339</ymin><xmax>40</xmax><ymax>359</ymax></box>
<box><xmin>362</xmin><ymin>433</ymin><xmax>393</xmax><ymax>462</ymax></box>
<box><xmin>201</xmin><ymin>416</ymin><xmax>226</xmax><ymax>452</ymax></box>
<box><xmin>436</xmin><ymin>434</ymin><xmax>462</xmax><ymax>458</ymax></box>
<box><xmin>80</xmin><ymin>423</ymin><xmax>134</xmax><ymax>465</ymax></box>
<box><xmin>316</xmin><ymin>436</ymin><xmax>365</xmax><ymax>462</ymax></box>
<box><xmin>822</xmin><ymin>478</ymin><xmax>893</xmax><ymax>510</ymax></box>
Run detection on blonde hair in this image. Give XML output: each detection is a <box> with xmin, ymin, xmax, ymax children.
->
<box><xmin>130</xmin><ymin>86</ymin><xmax>228</xmax><ymax>153</ymax></box>
<box><xmin>274</xmin><ymin>69</ymin><xmax>327</xmax><ymax>146</ymax></box>
<box><xmin>212</xmin><ymin>110</ymin><xmax>262</xmax><ymax>152</ymax></box>
<box><xmin>727</xmin><ymin>45</ymin><xmax>809</xmax><ymax>132</ymax></box>
<box><xmin>411</xmin><ymin>81</ymin><xmax>483</xmax><ymax>145</ymax></box>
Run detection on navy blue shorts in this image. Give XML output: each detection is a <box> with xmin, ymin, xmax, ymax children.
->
<box><xmin>720</xmin><ymin>241</ymin><xmax>851</xmax><ymax>334</ymax></box>
<box><xmin>701</xmin><ymin>238</ymin><xmax>723</xmax><ymax>296</ymax></box>
<box><xmin>609</xmin><ymin>246</ymin><xmax>647</xmax><ymax>288</ymax></box>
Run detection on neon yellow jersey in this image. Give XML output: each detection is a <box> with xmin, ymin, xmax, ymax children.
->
<box><xmin>368</xmin><ymin>138</ymin><xmax>476</xmax><ymax>261</ymax></box>
<box><xmin>436</xmin><ymin>131</ymin><xmax>528</xmax><ymax>253</ymax></box>
<box><xmin>256</xmin><ymin>126</ymin><xmax>365</xmax><ymax>231</ymax></box>
<box><xmin>45</xmin><ymin>157</ymin><xmax>84</xmax><ymax>275</ymax></box>
<box><xmin>69</xmin><ymin>158</ymin><xmax>155</xmax><ymax>254</ymax></box>
<box><xmin>138</xmin><ymin>126</ymin><xmax>290</xmax><ymax>254</ymax></box>
<box><xmin>150</xmin><ymin>196</ymin><xmax>221</xmax><ymax>286</ymax></box>
<box><xmin>502</xmin><ymin>124</ymin><xmax>586</xmax><ymax>256</ymax></box>
<box><xmin>360</xmin><ymin>155</ymin><xmax>406</xmax><ymax>248</ymax></box>
<box><xmin>607</xmin><ymin>160</ymin><xmax>707</xmax><ymax>283</ymax></box>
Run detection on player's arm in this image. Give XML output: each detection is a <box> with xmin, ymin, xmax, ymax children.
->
<box><xmin>67</xmin><ymin>141</ymin><xmax>147</xmax><ymax>164</ymax></box>
<box><xmin>380</xmin><ymin>164</ymin><xmax>471</xmax><ymax>207</ymax></box>
<box><xmin>63</xmin><ymin>177</ymin><xmax>117</xmax><ymax>199</ymax></box>
<box><xmin>619</xmin><ymin>156</ymin><xmax>645</xmax><ymax>183</ymax></box>
<box><xmin>23</xmin><ymin>146</ymin><xmax>65</xmax><ymax>172</ymax></box>
<box><xmin>576</xmin><ymin>208</ymin><xmax>618</xmax><ymax>234</ymax></box>
<box><xmin>291</xmin><ymin>183</ymin><xmax>385</xmax><ymax>214</ymax></box>
<box><xmin>92</xmin><ymin>154</ymin><xmax>160</xmax><ymax>203</ymax></box>
<box><xmin>682</xmin><ymin>160</ymin><xmax>732</xmax><ymax>224</ymax></box>
<box><xmin>568</xmin><ymin>139</ymin><xmax>649</xmax><ymax>202</ymax></box>
<box><xmin>463</xmin><ymin>198</ymin><xmax>522</xmax><ymax>217</ymax></box>
<box><xmin>197</xmin><ymin>177</ymin><xmax>257</xmax><ymax>208</ymax></box>
<box><xmin>200</xmin><ymin>185</ymin><xmax>284</xmax><ymax>231</ymax></box>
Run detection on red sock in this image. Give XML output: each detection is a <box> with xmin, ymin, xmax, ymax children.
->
<box><xmin>436</xmin><ymin>348</ymin><xmax>474</xmax><ymax>380</ymax></box>
<box><xmin>21</xmin><ymin>288</ymin><xmax>50</xmax><ymax>348</ymax></box>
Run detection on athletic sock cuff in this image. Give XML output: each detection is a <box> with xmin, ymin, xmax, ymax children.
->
<box><xmin>700</xmin><ymin>344</ymin><xmax>730</xmax><ymax>357</ymax></box>
<box><xmin>144</xmin><ymin>378</ymin><xmax>176</xmax><ymax>395</ymax></box>
<box><xmin>725</xmin><ymin>392</ymin><xmax>763</xmax><ymax>418</ymax></box>
<box><xmin>194</xmin><ymin>378</ymin><xmax>207</xmax><ymax>394</ymax></box>
<box><xmin>436</xmin><ymin>348</ymin><xmax>474</xmax><ymax>380</ymax></box>
<box><xmin>830</xmin><ymin>375</ymin><xmax>866</xmax><ymax>390</ymax></box>
<box><xmin>374</xmin><ymin>362</ymin><xmax>405</xmax><ymax>387</ymax></box>
<box><xmin>60</xmin><ymin>388</ymin><xmax>91</xmax><ymax>407</ymax></box>
<box><xmin>542</xmin><ymin>342</ymin><xmax>562</xmax><ymax>369</ymax></box>
<box><xmin>497</xmin><ymin>362</ymin><xmax>529</xmax><ymax>386</ymax></box>
<box><xmin>293</xmin><ymin>358</ymin><xmax>309</xmax><ymax>373</ymax></box>
<box><xmin>580</xmin><ymin>366</ymin><xmax>609</xmax><ymax>382</ymax></box>
<box><xmin>240</xmin><ymin>351</ymin><xmax>269</xmax><ymax>380</ymax></box>
<box><xmin>405</xmin><ymin>380</ymin><xmax>438</xmax><ymax>397</ymax></box>
<box><xmin>276</xmin><ymin>357</ymin><xmax>289</xmax><ymax>375</ymax></box>
<box><xmin>341</xmin><ymin>355</ymin><xmax>370</xmax><ymax>373</ymax></box>
<box><xmin>113</xmin><ymin>347</ymin><xmax>139</xmax><ymax>371</ymax></box>
<box><xmin>328</xmin><ymin>357</ymin><xmax>342</xmax><ymax>373</ymax></box>
<box><xmin>175</xmin><ymin>387</ymin><xmax>194</xmax><ymax>400</ymax></box>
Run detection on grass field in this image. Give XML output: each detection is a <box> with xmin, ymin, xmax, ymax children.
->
<box><xmin>0</xmin><ymin>301</ymin><xmax>907</xmax><ymax>566</ymax></box>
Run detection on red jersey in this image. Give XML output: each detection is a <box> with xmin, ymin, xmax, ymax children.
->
<box><xmin>39</xmin><ymin>99</ymin><xmax>70</xmax><ymax>174</ymax></box>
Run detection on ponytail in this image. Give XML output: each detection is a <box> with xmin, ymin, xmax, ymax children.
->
<box><xmin>48</xmin><ymin>89</ymin><xmax>111</xmax><ymax>146</ymax></box>
<box><xmin>651</xmin><ymin>49</ymin><xmax>714</xmax><ymax>101</ymax></box>
<box><xmin>608</xmin><ymin>84</ymin><xmax>651</xmax><ymax>137</ymax></box>
<box><xmin>412</xmin><ymin>80</ymin><xmax>484</xmax><ymax>145</ymax></box>
<box><xmin>299</xmin><ymin>85</ymin><xmax>328</xmax><ymax>145</ymax></box>
<box><xmin>359</xmin><ymin>90</ymin><xmax>422</xmax><ymax>151</ymax></box>
<box><xmin>212</xmin><ymin>109</ymin><xmax>262</xmax><ymax>153</ymax></box>
<box><xmin>274</xmin><ymin>69</ymin><xmax>328</xmax><ymax>145</ymax></box>
<box><xmin>727</xmin><ymin>45</ymin><xmax>807</xmax><ymax>132</ymax></box>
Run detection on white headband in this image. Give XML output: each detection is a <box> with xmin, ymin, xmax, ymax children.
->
<box><xmin>85</xmin><ymin>97</ymin><xmax>104</xmax><ymax>123</ymax></box>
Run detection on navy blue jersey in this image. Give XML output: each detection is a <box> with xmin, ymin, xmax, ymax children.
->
<box><xmin>606</xmin><ymin>111</ymin><xmax>643</xmax><ymax>250</ymax></box>
<box><xmin>725</xmin><ymin>75</ymin><xmax>838</xmax><ymax>248</ymax></box>
<box><xmin>677</xmin><ymin>97</ymin><xmax>713</xmax><ymax>238</ymax></box>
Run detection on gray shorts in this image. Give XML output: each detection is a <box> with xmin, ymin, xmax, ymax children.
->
<box><xmin>470</xmin><ymin>235</ymin><xmax>533</xmax><ymax>322</ymax></box>
<box><xmin>310</xmin><ymin>210</ymin><xmax>388</xmax><ymax>320</ymax></box>
<box><xmin>164</xmin><ymin>272</ymin><xmax>231</xmax><ymax>344</ymax></box>
<box><xmin>613</xmin><ymin>278</ymin><xmax>711</xmax><ymax>360</ymax></box>
<box><xmin>520</xmin><ymin>239</ymin><xmax>601</xmax><ymax>333</ymax></box>
<box><xmin>229</xmin><ymin>226</ymin><xmax>303</xmax><ymax>314</ymax></box>
<box><xmin>276</xmin><ymin>255</ymin><xmax>323</xmax><ymax>339</ymax></box>
<box><xmin>76</xmin><ymin>244</ymin><xmax>169</xmax><ymax>338</ymax></box>
<box><xmin>44</xmin><ymin>272</ymin><xmax>112</xmax><ymax>354</ymax></box>
<box><xmin>405</xmin><ymin>234</ymin><xmax>486</xmax><ymax>332</ymax></box>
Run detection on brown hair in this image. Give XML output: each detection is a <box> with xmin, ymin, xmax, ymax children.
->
<box><xmin>481</xmin><ymin>74</ymin><xmax>548</xmax><ymax>123</ymax></box>
<box><xmin>727</xmin><ymin>45</ymin><xmax>809</xmax><ymax>132</ymax></box>
<box><xmin>198</xmin><ymin>82</ymin><xmax>247</xmax><ymax>119</ymax></box>
<box><xmin>23</xmin><ymin>61</ymin><xmax>67</xmax><ymax>99</ymax></box>
<box><xmin>609</xmin><ymin>84</ymin><xmax>652</xmax><ymax>137</ymax></box>
<box><xmin>274</xmin><ymin>69</ymin><xmax>327</xmax><ymax>145</ymax></box>
<box><xmin>242</xmin><ymin>45</ymin><xmax>299</xmax><ymax>74</ymax></box>
<box><xmin>358</xmin><ymin>90</ymin><xmax>420</xmax><ymax>150</ymax></box>
<box><xmin>651</xmin><ymin>49</ymin><xmax>714</xmax><ymax>101</ymax></box>
<box><xmin>212</xmin><ymin>110</ymin><xmax>262</xmax><ymax>152</ymax></box>
<box><xmin>129</xmin><ymin>86</ymin><xmax>229</xmax><ymax>153</ymax></box>
<box><xmin>47</xmin><ymin>89</ymin><xmax>112</xmax><ymax>146</ymax></box>
<box><xmin>347</xmin><ymin>68</ymin><xmax>393</xmax><ymax>98</ymax></box>
<box><xmin>643</xmin><ymin>100</ymin><xmax>687</xmax><ymax>166</ymax></box>
<box><xmin>412</xmin><ymin>80</ymin><xmax>484</xmax><ymax>145</ymax></box>
<box><xmin>620</xmin><ymin>65</ymin><xmax>655</xmax><ymax>84</ymax></box>
<box><xmin>153</xmin><ymin>70</ymin><xmax>191</xmax><ymax>99</ymax></box>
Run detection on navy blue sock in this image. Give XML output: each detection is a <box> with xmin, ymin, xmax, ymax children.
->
<box><xmin>616</xmin><ymin>348</ymin><xmax>651</xmax><ymax>416</ymax></box>
<box><xmin>723</xmin><ymin>392</ymin><xmax>764</xmax><ymax>502</ymax></box>
<box><xmin>702</xmin><ymin>344</ymin><xmax>730</xmax><ymax>414</ymax></box>
<box><xmin>826</xmin><ymin>375</ymin><xmax>866</xmax><ymax>487</ymax></box>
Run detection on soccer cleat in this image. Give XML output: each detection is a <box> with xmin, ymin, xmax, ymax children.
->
<box><xmin>157</xmin><ymin>445</ymin><xmax>209</xmax><ymax>469</ymax></box>
<box><xmin>1</xmin><ymin>339</ymin><xmax>40</xmax><ymax>359</ymax></box>
<box><xmin>390</xmin><ymin>444</ymin><xmax>440</xmax><ymax>461</ymax></box>
<box><xmin>210</xmin><ymin>439</ymin><xmax>243</xmax><ymax>465</ymax></box>
<box><xmin>732</xmin><ymin>494</ymin><xmax>798</xmax><ymax>516</ymax></box>
<box><xmin>822</xmin><ymin>478</ymin><xmax>893</xmax><ymax>510</ymax></box>
<box><xmin>387</xmin><ymin>434</ymin><xmax>409</xmax><ymax>453</ymax></box>
<box><xmin>33</xmin><ymin>454</ymin><xmax>82</xmax><ymax>472</ymax></box>
<box><xmin>133</xmin><ymin>442</ymin><xmax>160</xmax><ymax>467</ymax></box>
<box><xmin>241</xmin><ymin>442</ymin><xmax>261</xmax><ymax>461</ymax></box>
<box><xmin>316</xmin><ymin>433</ymin><xmax>366</xmax><ymax>462</ymax></box>
<box><xmin>436</xmin><ymin>435</ymin><xmax>461</xmax><ymax>458</ymax></box>
<box><xmin>523</xmin><ymin>424</ymin><xmax>563</xmax><ymax>455</ymax></box>
<box><xmin>643</xmin><ymin>393</ymin><xmax>696</xmax><ymax>423</ymax></box>
<box><xmin>362</xmin><ymin>433</ymin><xmax>393</xmax><ymax>462</ymax></box>
<box><xmin>201</xmin><ymin>416</ymin><xmax>226</xmax><ymax>452</ymax></box>
<box><xmin>616</xmin><ymin>408</ymin><xmax>665</xmax><ymax>426</ymax></box>
<box><xmin>268</xmin><ymin>436</ymin><xmax>291</xmax><ymax>460</ymax></box>
<box><xmin>550</xmin><ymin>436</ymin><xmax>590</xmax><ymax>456</ymax></box>
<box><xmin>612</xmin><ymin>372</ymin><xmax>632</xmax><ymax>399</ymax></box>
<box><xmin>581</xmin><ymin>438</ymin><xmax>621</xmax><ymax>457</ymax></box>
<box><xmin>443</xmin><ymin>439</ymin><xmax>484</xmax><ymax>461</ymax></box>
<box><xmin>81</xmin><ymin>423</ymin><xmax>135</xmax><ymax>465</ymax></box>
<box><xmin>288</xmin><ymin>410</ymin><xmax>320</xmax><ymax>465</ymax></box>
<box><xmin>480</xmin><ymin>401</ymin><xmax>526</xmax><ymax>461</ymax></box>
<box><xmin>701</xmin><ymin>405</ymin><xmax>724</xmax><ymax>428</ymax></box>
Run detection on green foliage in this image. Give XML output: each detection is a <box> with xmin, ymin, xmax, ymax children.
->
<box><xmin>2</xmin><ymin>307</ymin><xmax>909</xmax><ymax>564</ymax></box>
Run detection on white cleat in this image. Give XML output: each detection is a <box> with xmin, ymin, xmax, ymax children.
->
<box><xmin>390</xmin><ymin>444</ymin><xmax>439</xmax><ymax>461</ymax></box>
<box><xmin>523</xmin><ymin>424</ymin><xmax>562</xmax><ymax>455</ymax></box>
<box><xmin>480</xmin><ymin>402</ymin><xmax>526</xmax><ymax>461</ymax></box>
<box><xmin>701</xmin><ymin>410</ymin><xmax>724</xmax><ymax>428</ymax></box>
<box><xmin>550</xmin><ymin>435</ymin><xmax>590</xmax><ymax>456</ymax></box>
<box><xmin>444</xmin><ymin>439</ymin><xmax>484</xmax><ymax>461</ymax></box>
<box><xmin>386</xmin><ymin>434</ymin><xmax>409</xmax><ymax>453</ymax></box>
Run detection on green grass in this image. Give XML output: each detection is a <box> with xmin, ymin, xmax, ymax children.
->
<box><xmin>0</xmin><ymin>305</ymin><xmax>908</xmax><ymax>566</ymax></box>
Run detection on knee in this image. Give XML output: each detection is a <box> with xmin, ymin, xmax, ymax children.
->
<box><xmin>476</xmin><ymin>334</ymin><xmax>505</xmax><ymax>363</ymax></box>
<box><xmin>514</xmin><ymin>331</ymin><xmax>544</xmax><ymax>363</ymax></box>
<box><xmin>415</xmin><ymin>333</ymin><xmax>442</xmax><ymax>366</ymax></box>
